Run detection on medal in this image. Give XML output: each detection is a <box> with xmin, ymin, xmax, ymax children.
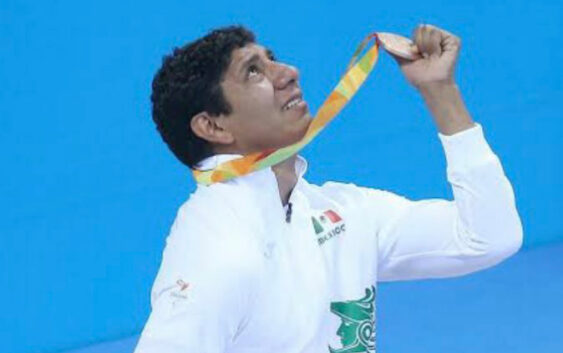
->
<box><xmin>375</xmin><ymin>32</ymin><xmax>421</xmax><ymax>60</ymax></box>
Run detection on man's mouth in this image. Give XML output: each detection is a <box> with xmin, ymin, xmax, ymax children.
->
<box><xmin>282</xmin><ymin>93</ymin><xmax>305</xmax><ymax>111</ymax></box>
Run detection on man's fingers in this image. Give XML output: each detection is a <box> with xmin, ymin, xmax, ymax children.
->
<box><xmin>423</xmin><ymin>23</ymin><xmax>457</xmax><ymax>39</ymax></box>
<box><xmin>421</xmin><ymin>25</ymin><xmax>431</xmax><ymax>52</ymax></box>
<box><xmin>414</xmin><ymin>24</ymin><xmax>433</xmax><ymax>58</ymax></box>
<box><xmin>424</xmin><ymin>24</ymin><xmax>462</xmax><ymax>53</ymax></box>
<box><xmin>442</xmin><ymin>34</ymin><xmax>462</xmax><ymax>53</ymax></box>
<box><xmin>428</xmin><ymin>29</ymin><xmax>442</xmax><ymax>57</ymax></box>
<box><xmin>413</xmin><ymin>25</ymin><xmax>425</xmax><ymax>57</ymax></box>
<box><xmin>413</xmin><ymin>24</ymin><xmax>461</xmax><ymax>58</ymax></box>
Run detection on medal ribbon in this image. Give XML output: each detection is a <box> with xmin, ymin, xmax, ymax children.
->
<box><xmin>192</xmin><ymin>32</ymin><xmax>381</xmax><ymax>185</ymax></box>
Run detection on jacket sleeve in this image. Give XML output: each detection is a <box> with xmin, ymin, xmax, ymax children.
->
<box><xmin>133</xmin><ymin>205</ymin><xmax>258</xmax><ymax>353</ymax></box>
<box><xmin>360</xmin><ymin>123</ymin><xmax>523</xmax><ymax>282</ymax></box>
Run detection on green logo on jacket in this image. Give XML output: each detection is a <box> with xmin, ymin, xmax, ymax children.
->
<box><xmin>329</xmin><ymin>286</ymin><xmax>376</xmax><ymax>353</ymax></box>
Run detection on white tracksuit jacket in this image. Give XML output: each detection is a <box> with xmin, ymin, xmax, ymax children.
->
<box><xmin>134</xmin><ymin>122</ymin><xmax>523</xmax><ymax>353</ymax></box>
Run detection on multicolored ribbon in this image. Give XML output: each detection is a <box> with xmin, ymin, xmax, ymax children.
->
<box><xmin>192</xmin><ymin>32</ymin><xmax>381</xmax><ymax>185</ymax></box>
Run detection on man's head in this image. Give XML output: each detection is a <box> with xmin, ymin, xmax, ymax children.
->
<box><xmin>151</xmin><ymin>25</ymin><xmax>312</xmax><ymax>169</ymax></box>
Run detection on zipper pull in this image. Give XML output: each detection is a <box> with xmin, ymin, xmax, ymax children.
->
<box><xmin>285</xmin><ymin>202</ymin><xmax>293</xmax><ymax>223</ymax></box>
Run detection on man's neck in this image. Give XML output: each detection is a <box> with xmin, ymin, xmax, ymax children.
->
<box><xmin>271</xmin><ymin>154</ymin><xmax>298</xmax><ymax>206</ymax></box>
<box><xmin>213</xmin><ymin>145</ymin><xmax>298</xmax><ymax>206</ymax></box>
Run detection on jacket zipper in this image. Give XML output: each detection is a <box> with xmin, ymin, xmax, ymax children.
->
<box><xmin>285</xmin><ymin>202</ymin><xmax>293</xmax><ymax>223</ymax></box>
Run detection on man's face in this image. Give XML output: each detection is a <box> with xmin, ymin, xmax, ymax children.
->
<box><xmin>218</xmin><ymin>43</ymin><xmax>312</xmax><ymax>154</ymax></box>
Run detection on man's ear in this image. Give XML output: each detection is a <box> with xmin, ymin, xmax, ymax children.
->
<box><xmin>190</xmin><ymin>112</ymin><xmax>235</xmax><ymax>145</ymax></box>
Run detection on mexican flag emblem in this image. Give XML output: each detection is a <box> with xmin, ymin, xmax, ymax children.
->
<box><xmin>311</xmin><ymin>209</ymin><xmax>343</xmax><ymax>235</ymax></box>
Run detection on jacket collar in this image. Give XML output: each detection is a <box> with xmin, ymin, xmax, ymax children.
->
<box><xmin>194</xmin><ymin>153</ymin><xmax>309</xmax><ymax>182</ymax></box>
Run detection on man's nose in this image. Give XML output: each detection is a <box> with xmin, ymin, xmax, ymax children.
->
<box><xmin>270</xmin><ymin>62</ymin><xmax>300</xmax><ymax>89</ymax></box>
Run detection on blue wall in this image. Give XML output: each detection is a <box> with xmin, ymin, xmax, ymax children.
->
<box><xmin>2</xmin><ymin>0</ymin><xmax>561</xmax><ymax>352</ymax></box>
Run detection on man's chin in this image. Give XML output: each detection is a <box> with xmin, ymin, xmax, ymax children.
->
<box><xmin>251</xmin><ymin>115</ymin><xmax>314</xmax><ymax>153</ymax></box>
<box><xmin>297</xmin><ymin>112</ymin><xmax>314</xmax><ymax>138</ymax></box>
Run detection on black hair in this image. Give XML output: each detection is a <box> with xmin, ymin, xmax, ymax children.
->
<box><xmin>150</xmin><ymin>25</ymin><xmax>256</xmax><ymax>168</ymax></box>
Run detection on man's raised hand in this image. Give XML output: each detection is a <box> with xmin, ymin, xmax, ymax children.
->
<box><xmin>388</xmin><ymin>24</ymin><xmax>462</xmax><ymax>90</ymax></box>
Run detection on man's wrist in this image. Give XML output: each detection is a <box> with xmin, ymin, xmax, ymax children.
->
<box><xmin>416</xmin><ymin>80</ymin><xmax>458</xmax><ymax>97</ymax></box>
<box><xmin>416</xmin><ymin>81</ymin><xmax>475</xmax><ymax>136</ymax></box>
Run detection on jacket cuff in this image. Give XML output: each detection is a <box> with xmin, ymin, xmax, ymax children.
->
<box><xmin>437</xmin><ymin>122</ymin><xmax>498</xmax><ymax>172</ymax></box>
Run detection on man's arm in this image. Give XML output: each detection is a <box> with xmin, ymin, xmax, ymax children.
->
<box><xmin>359</xmin><ymin>122</ymin><xmax>523</xmax><ymax>281</ymax></box>
<box><xmin>358</xmin><ymin>24</ymin><xmax>522</xmax><ymax>281</ymax></box>
<box><xmin>388</xmin><ymin>24</ymin><xmax>475</xmax><ymax>135</ymax></box>
<box><xmin>418</xmin><ymin>81</ymin><xmax>475</xmax><ymax>135</ymax></box>
<box><xmin>134</xmin><ymin>205</ymin><xmax>258</xmax><ymax>353</ymax></box>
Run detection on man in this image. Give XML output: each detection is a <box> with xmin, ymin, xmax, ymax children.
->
<box><xmin>135</xmin><ymin>24</ymin><xmax>523</xmax><ymax>353</ymax></box>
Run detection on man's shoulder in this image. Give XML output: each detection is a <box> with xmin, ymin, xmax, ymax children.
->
<box><xmin>304</xmin><ymin>179</ymin><xmax>369</xmax><ymax>201</ymax></box>
<box><xmin>303</xmin><ymin>178</ymin><xmax>403</xmax><ymax>210</ymax></box>
<box><xmin>172</xmin><ymin>186</ymin><xmax>238</xmax><ymax>234</ymax></box>
<box><xmin>161</xmin><ymin>187</ymin><xmax>258</xmax><ymax>266</ymax></box>
<box><xmin>306</xmin><ymin>178</ymin><xmax>396</xmax><ymax>197</ymax></box>
<box><xmin>180</xmin><ymin>181</ymin><xmax>244</xmax><ymax>213</ymax></box>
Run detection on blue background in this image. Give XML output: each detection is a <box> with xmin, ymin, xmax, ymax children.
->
<box><xmin>2</xmin><ymin>0</ymin><xmax>562</xmax><ymax>352</ymax></box>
